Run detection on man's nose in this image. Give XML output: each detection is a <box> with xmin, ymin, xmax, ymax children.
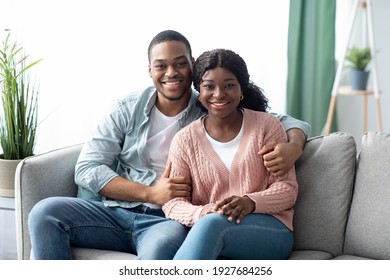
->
<box><xmin>165</xmin><ymin>65</ymin><xmax>178</xmax><ymax>77</ymax></box>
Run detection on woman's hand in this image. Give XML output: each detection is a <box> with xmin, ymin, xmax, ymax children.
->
<box><xmin>199</xmin><ymin>203</ymin><xmax>218</xmax><ymax>218</ymax></box>
<box><xmin>214</xmin><ymin>196</ymin><xmax>255</xmax><ymax>224</ymax></box>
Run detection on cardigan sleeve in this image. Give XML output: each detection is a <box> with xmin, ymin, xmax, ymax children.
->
<box><xmin>245</xmin><ymin>114</ymin><xmax>299</xmax><ymax>214</ymax></box>
<box><xmin>245</xmin><ymin>171</ymin><xmax>298</xmax><ymax>214</ymax></box>
<box><xmin>162</xmin><ymin>198</ymin><xmax>204</xmax><ymax>227</ymax></box>
<box><xmin>162</xmin><ymin>130</ymin><xmax>205</xmax><ymax>227</ymax></box>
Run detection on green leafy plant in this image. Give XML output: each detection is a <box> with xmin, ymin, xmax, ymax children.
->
<box><xmin>0</xmin><ymin>32</ymin><xmax>42</xmax><ymax>159</ymax></box>
<box><xmin>345</xmin><ymin>46</ymin><xmax>371</xmax><ymax>71</ymax></box>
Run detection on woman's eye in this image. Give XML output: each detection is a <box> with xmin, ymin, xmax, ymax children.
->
<box><xmin>154</xmin><ymin>64</ymin><xmax>165</xmax><ymax>69</ymax></box>
<box><xmin>225</xmin><ymin>83</ymin><xmax>235</xmax><ymax>89</ymax></box>
<box><xmin>202</xmin><ymin>84</ymin><xmax>214</xmax><ymax>90</ymax></box>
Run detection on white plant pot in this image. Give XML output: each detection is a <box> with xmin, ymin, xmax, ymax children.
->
<box><xmin>0</xmin><ymin>156</ymin><xmax>22</xmax><ymax>197</ymax></box>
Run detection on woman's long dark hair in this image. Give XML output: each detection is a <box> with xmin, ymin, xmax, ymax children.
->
<box><xmin>193</xmin><ymin>48</ymin><xmax>269</xmax><ymax>112</ymax></box>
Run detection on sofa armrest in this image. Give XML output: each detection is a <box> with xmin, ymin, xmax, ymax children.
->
<box><xmin>14</xmin><ymin>144</ymin><xmax>83</xmax><ymax>260</ymax></box>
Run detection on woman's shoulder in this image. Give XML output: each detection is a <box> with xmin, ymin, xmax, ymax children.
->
<box><xmin>175</xmin><ymin>117</ymin><xmax>203</xmax><ymax>140</ymax></box>
<box><xmin>244</xmin><ymin>109</ymin><xmax>281</xmax><ymax>124</ymax></box>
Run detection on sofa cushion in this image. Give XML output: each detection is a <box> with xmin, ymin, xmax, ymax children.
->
<box><xmin>72</xmin><ymin>247</ymin><xmax>137</xmax><ymax>260</ymax></box>
<box><xmin>292</xmin><ymin>132</ymin><xmax>356</xmax><ymax>258</ymax></box>
<box><xmin>288</xmin><ymin>250</ymin><xmax>333</xmax><ymax>260</ymax></box>
<box><xmin>332</xmin><ymin>254</ymin><xmax>372</xmax><ymax>260</ymax></box>
<box><xmin>343</xmin><ymin>132</ymin><xmax>390</xmax><ymax>259</ymax></box>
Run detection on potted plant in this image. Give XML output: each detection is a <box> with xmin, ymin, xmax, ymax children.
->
<box><xmin>0</xmin><ymin>31</ymin><xmax>42</xmax><ymax>197</ymax></box>
<box><xmin>345</xmin><ymin>46</ymin><xmax>371</xmax><ymax>90</ymax></box>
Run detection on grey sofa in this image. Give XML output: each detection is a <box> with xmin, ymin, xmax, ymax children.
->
<box><xmin>14</xmin><ymin>131</ymin><xmax>390</xmax><ymax>260</ymax></box>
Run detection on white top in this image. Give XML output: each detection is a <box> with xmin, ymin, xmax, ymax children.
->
<box><xmin>143</xmin><ymin>106</ymin><xmax>183</xmax><ymax>208</ymax></box>
<box><xmin>204</xmin><ymin>119</ymin><xmax>244</xmax><ymax>172</ymax></box>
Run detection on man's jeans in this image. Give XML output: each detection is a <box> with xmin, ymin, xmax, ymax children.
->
<box><xmin>28</xmin><ymin>197</ymin><xmax>188</xmax><ymax>259</ymax></box>
<box><xmin>174</xmin><ymin>213</ymin><xmax>293</xmax><ymax>260</ymax></box>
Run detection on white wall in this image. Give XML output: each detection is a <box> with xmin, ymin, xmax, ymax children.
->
<box><xmin>2</xmin><ymin>0</ymin><xmax>388</xmax><ymax>156</ymax></box>
<box><xmin>335</xmin><ymin>0</ymin><xmax>390</xmax><ymax>150</ymax></box>
<box><xmin>0</xmin><ymin>0</ymin><xmax>289</xmax><ymax>155</ymax></box>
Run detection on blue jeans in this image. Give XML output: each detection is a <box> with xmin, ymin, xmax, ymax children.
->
<box><xmin>28</xmin><ymin>197</ymin><xmax>188</xmax><ymax>260</ymax></box>
<box><xmin>173</xmin><ymin>213</ymin><xmax>293</xmax><ymax>260</ymax></box>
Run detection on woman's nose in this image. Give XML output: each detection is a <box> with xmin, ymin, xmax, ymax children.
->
<box><xmin>213</xmin><ymin>87</ymin><xmax>224</xmax><ymax>98</ymax></box>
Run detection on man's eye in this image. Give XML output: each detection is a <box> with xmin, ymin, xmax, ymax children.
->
<box><xmin>177</xmin><ymin>62</ymin><xmax>187</xmax><ymax>68</ymax></box>
<box><xmin>154</xmin><ymin>64</ymin><xmax>166</xmax><ymax>69</ymax></box>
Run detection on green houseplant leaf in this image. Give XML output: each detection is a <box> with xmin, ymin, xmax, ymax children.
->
<box><xmin>0</xmin><ymin>32</ymin><xmax>42</xmax><ymax>159</ymax></box>
<box><xmin>345</xmin><ymin>46</ymin><xmax>371</xmax><ymax>71</ymax></box>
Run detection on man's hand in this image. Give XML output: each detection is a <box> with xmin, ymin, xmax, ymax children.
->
<box><xmin>100</xmin><ymin>162</ymin><xmax>190</xmax><ymax>204</ymax></box>
<box><xmin>258</xmin><ymin>142</ymin><xmax>302</xmax><ymax>177</ymax></box>
<box><xmin>214</xmin><ymin>195</ymin><xmax>255</xmax><ymax>224</ymax></box>
<box><xmin>148</xmin><ymin>162</ymin><xmax>191</xmax><ymax>205</ymax></box>
<box><xmin>258</xmin><ymin>128</ymin><xmax>306</xmax><ymax>177</ymax></box>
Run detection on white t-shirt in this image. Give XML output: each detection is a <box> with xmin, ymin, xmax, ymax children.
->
<box><xmin>204</xmin><ymin>119</ymin><xmax>244</xmax><ymax>172</ymax></box>
<box><xmin>143</xmin><ymin>106</ymin><xmax>183</xmax><ymax>208</ymax></box>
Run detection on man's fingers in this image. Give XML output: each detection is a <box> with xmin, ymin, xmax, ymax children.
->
<box><xmin>271</xmin><ymin>170</ymin><xmax>285</xmax><ymax>177</ymax></box>
<box><xmin>169</xmin><ymin>178</ymin><xmax>191</xmax><ymax>187</ymax></box>
<box><xmin>175</xmin><ymin>191</ymin><xmax>191</xmax><ymax>199</ymax></box>
<box><xmin>162</xmin><ymin>161</ymin><xmax>172</xmax><ymax>178</ymax></box>
<box><xmin>258</xmin><ymin>142</ymin><xmax>277</xmax><ymax>156</ymax></box>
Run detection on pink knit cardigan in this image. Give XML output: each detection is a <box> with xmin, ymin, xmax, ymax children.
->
<box><xmin>162</xmin><ymin>109</ymin><xmax>298</xmax><ymax>230</ymax></box>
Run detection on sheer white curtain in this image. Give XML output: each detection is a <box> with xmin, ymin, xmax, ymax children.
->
<box><xmin>0</xmin><ymin>0</ymin><xmax>289</xmax><ymax>155</ymax></box>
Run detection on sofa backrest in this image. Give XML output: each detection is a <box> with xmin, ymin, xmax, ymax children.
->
<box><xmin>343</xmin><ymin>131</ymin><xmax>390</xmax><ymax>259</ymax></box>
<box><xmin>15</xmin><ymin>143</ymin><xmax>83</xmax><ymax>260</ymax></box>
<box><xmin>293</xmin><ymin>132</ymin><xmax>356</xmax><ymax>257</ymax></box>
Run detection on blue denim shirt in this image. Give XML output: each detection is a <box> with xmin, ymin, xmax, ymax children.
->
<box><xmin>75</xmin><ymin>86</ymin><xmax>311</xmax><ymax>208</ymax></box>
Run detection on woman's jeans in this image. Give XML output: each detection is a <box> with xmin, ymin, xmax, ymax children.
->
<box><xmin>174</xmin><ymin>213</ymin><xmax>293</xmax><ymax>260</ymax></box>
<box><xmin>28</xmin><ymin>197</ymin><xmax>188</xmax><ymax>260</ymax></box>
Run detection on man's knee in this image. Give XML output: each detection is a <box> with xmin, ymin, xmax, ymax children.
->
<box><xmin>28</xmin><ymin>197</ymin><xmax>69</xmax><ymax>230</ymax></box>
<box><xmin>137</xmin><ymin>220</ymin><xmax>188</xmax><ymax>260</ymax></box>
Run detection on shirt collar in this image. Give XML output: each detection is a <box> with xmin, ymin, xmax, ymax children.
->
<box><xmin>143</xmin><ymin>87</ymin><xmax>200</xmax><ymax>119</ymax></box>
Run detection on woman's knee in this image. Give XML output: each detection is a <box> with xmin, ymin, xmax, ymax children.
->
<box><xmin>185</xmin><ymin>213</ymin><xmax>232</xmax><ymax>244</ymax></box>
<box><xmin>195</xmin><ymin>213</ymin><xmax>230</xmax><ymax>232</ymax></box>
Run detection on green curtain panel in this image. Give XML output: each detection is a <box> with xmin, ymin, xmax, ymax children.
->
<box><xmin>287</xmin><ymin>0</ymin><xmax>336</xmax><ymax>136</ymax></box>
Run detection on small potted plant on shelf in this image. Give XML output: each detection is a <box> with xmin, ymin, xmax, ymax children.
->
<box><xmin>0</xmin><ymin>30</ymin><xmax>42</xmax><ymax>197</ymax></box>
<box><xmin>345</xmin><ymin>46</ymin><xmax>371</xmax><ymax>90</ymax></box>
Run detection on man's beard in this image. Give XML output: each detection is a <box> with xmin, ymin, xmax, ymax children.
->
<box><xmin>160</xmin><ymin>89</ymin><xmax>188</xmax><ymax>101</ymax></box>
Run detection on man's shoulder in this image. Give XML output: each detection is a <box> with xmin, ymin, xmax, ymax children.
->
<box><xmin>176</xmin><ymin>117</ymin><xmax>201</xmax><ymax>137</ymax></box>
<box><xmin>116</xmin><ymin>86</ymin><xmax>155</xmax><ymax>106</ymax></box>
<box><xmin>110</xmin><ymin>86</ymin><xmax>155</xmax><ymax>114</ymax></box>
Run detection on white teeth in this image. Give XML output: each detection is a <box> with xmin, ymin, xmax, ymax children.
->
<box><xmin>164</xmin><ymin>81</ymin><xmax>180</xmax><ymax>85</ymax></box>
<box><xmin>212</xmin><ymin>102</ymin><xmax>228</xmax><ymax>106</ymax></box>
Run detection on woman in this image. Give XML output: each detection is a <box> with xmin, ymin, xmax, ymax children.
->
<box><xmin>162</xmin><ymin>49</ymin><xmax>298</xmax><ymax>260</ymax></box>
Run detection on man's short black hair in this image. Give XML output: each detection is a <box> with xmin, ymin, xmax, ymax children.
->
<box><xmin>148</xmin><ymin>30</ymin><xmax>192</xmax><ymax>63</ymax></box>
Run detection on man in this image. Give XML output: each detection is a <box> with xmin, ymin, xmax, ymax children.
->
<box><xmin>28</xmin><ymin>30</ymin><xmax>310</xmax><ymax>259</ymax></box>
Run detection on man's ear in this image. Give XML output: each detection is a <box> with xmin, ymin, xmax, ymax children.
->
<box><xmin>148</xmin><ymin>65</ymin><xmax>152</xmax><ymax>77</ymax></box>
